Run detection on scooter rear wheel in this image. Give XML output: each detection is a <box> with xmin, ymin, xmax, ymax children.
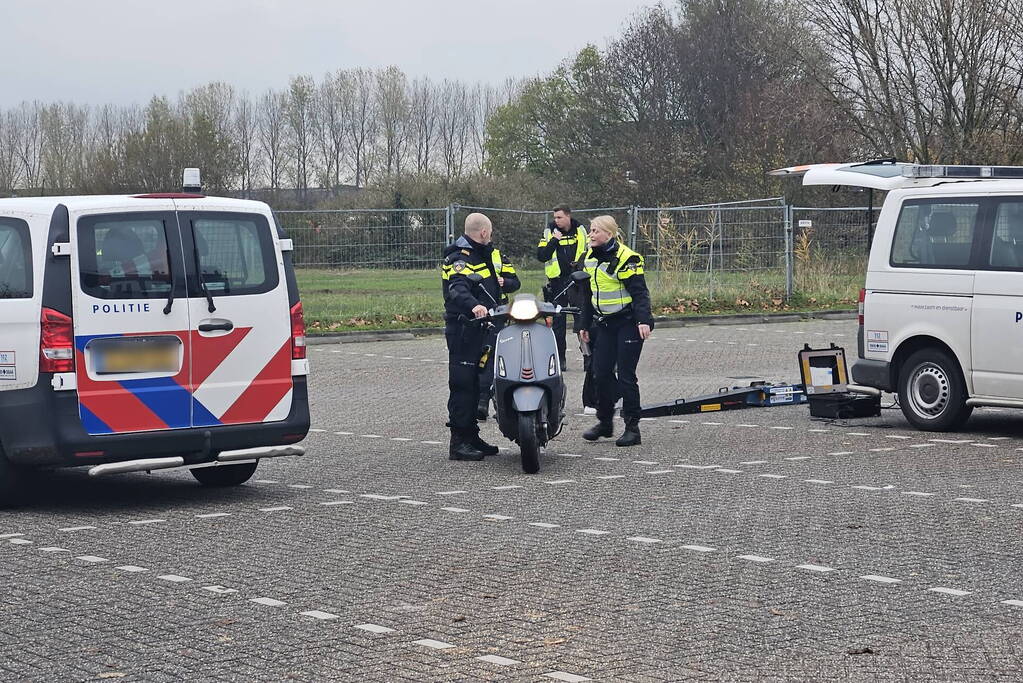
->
<box><xmin>518</xmin><ymin>411</ymin><xmax>541</xmax><ymax>474</ymax></box>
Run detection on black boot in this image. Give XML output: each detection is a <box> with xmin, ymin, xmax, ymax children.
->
<box><xmin>616</xmin><ymin>420</ymin><xmax>641</xmax><ymax>447</ymax></box>
<box><xmin>449</xmin><ymin>431</ymin><xmax>485</xmax><ymax>461</ymax></box>
<box><xmin>582</xmin><ymin>420</ymin><xmax>614</xmax><ymax>441</ymax></box>
<box><xmin>476</xmin><ymin>396</ymin><xmax>490</xmax><ymax>421</ymax></box>
<box><xmin>469</xmin><ymin>433</ymin><xmax>500</xmax><ymax>456</ymax></box>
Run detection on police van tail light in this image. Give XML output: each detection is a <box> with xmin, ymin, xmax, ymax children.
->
<box><xmin>858</xmin><ymin>288</ymin><xmax>866</xmax><ymax>326</ymax></box>
<box><xmin>40</xmin><ymin>308</ymin><xmax>74</xmax><ymax>373</ymax></box>
<box><xmin>290</xmin><ymin>302</ymin><xmax>307</xmax><ymax>360</ymax></box>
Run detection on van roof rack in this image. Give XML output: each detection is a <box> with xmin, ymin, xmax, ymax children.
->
<box><xmin>902</xmin><ymin>164</ymin><xmax>1023</xmax><ymax>179</ymax></box>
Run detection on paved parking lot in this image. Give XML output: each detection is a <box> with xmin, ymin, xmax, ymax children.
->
<box><xmin>3</xmin><ymin>319</ymin><xmax>1023</xmax><ymax>681</ymax></box>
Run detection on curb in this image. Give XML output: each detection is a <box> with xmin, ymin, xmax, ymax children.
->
<box><xmin>306</xmin><ymin>309</ymin><xmax>857</xmax><ymax>344</ymax></box>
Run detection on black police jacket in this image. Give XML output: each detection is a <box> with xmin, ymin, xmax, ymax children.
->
<box><xmin>536</xmin><ymin>218</ymin><xmax>586</xmax><ymax>281</ymax></box>
<box><xmin>441</xmin><ymin>235</ymin><xmax>520</xmax><ymax>321</ymax></box>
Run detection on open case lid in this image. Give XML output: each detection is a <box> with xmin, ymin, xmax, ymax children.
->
<box><xmin>797</xmin><ymin>344</ymin><xmax>849</xmax><ymax>395</ymax></box>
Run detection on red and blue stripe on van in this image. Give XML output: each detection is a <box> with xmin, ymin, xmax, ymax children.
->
<box><xmin>75</xmin><ymin>331</ymin><xmax>292</xmax><ymax>435</ymax></box>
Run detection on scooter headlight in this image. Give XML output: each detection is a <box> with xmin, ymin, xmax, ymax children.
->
<box><xmin>498</xmin><ymin>356</ymin><xmax>506</xmax><ymax>377</ymax></box>
<box><xmin>509</xmin><ymin>298</ymin><xmax>540</xmax><ymax>322</ymax></box>
<box><xmin>549</xmin><ymin>354</ymin><xmax>557</xmax><ymax>376</ymax></box>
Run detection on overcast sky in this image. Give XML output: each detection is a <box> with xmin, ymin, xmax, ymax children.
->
<box><xmin>0</xmin><ymin>0</ymin><xmax>654</xmax><ymax>108</ymax></box>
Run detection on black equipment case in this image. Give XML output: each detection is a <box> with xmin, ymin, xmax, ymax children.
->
<box><xmin>798</xmin><ymin>344</ymin><xmax>881</xmax><ymax>419</ymax></box>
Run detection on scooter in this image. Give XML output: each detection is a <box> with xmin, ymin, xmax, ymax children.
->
<box><xmin>466</xmin><ymin>271</ymin><xmax>587</xmax><ymax>473</ymax></box>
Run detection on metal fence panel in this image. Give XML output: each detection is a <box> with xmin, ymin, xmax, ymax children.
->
<box><xmin>790</xmin><ymin>206</ymin><xmax>879</xmax><ymax>259</ymax></box>
<box><xmin>274</xmin><ymin>208</ymin><xmax>448</xmax><ymax>269</ymax></box>
<box><xmin>451</xmin><ymin>206</ymin><xmax>549</xmax><ymax>266</ymax></box>
<box><xmin>451</xmin><ymin>205</ymin><xmax>632</xmax><ymax>267</ymax></box>
<box><xmin>634</xmin><ymin>201</ymin><xmax>787</xmax><ymax>300</ymax></box>
<box><xmin>790</xmin><ymin>206</ymin><xmax>879</xmax><ymax>300</ymax></box>
<box><xmin>274</xmin><ymin>201</ymin><xmax>876</xmax><ymax>305</ymax></box>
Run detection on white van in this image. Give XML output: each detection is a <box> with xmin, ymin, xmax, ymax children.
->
<box><xmin>775</xmin><ymin>160</ymin><xmax>1023</xmax><ymax>431</ymax></box>
<box><xmin>0</xmin><ymin>181</ymin><xmax>310</xmax><ymax>504</ymax></box>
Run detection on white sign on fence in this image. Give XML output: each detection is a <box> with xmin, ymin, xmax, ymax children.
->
<box><xmin>798</xmin><ymin>219</ymin><xmax>812</xmax><ymax>228</ymax></box>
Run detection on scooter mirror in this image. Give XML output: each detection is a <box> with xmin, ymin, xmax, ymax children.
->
<box><xmin>571</xmin><ymin>270</ymin><xmax>590</xmax><ymax>282</ymax></box>
<box><xmin>466</xmin><ymin>273</ymin><xmax>484</xmax><ymax>284</ymax></box>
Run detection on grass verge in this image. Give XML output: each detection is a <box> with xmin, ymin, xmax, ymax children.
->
<box><xmin>297</xmin><ymin>265</ymin><xmax>864</xmax><ymax>333</ymax></box>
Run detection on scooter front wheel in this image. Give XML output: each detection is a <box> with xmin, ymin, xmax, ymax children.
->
<box><xmin>517</xmin><ymin>411</ymin><xmax>541</xmax><ymax>474</ymax></box>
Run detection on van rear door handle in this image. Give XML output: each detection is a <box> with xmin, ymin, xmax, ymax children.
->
<box><xmin>198</xmin><ymin>321</ymin><xmax>234</xmax><ymax>333</ymax></box>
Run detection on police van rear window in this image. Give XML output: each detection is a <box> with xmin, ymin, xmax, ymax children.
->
<box><xmin>0</xmin><ymin>218</ymin><xmax>32</xmax><ymax>299</ymax></box>
<box><xmin>78</xmin><ymin>214</ymin><xmax>173</xmax><ymax>299</ymax></box>
<box><xmin>890</xmin><ymin>199</ymin><xmax>980</xmax><ymax>269</ymax></box>
<box><xmin>187</xmin><ymin>213</ymin><xmax>278</xmax><ymax>297</ymax></box>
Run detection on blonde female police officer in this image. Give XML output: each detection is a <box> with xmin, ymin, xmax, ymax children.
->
<box><xmin>578</xmin><ymin>215</ymin><xmax>652</xmax><ymax>447</ymax></box>
<box><xmin>441</xmin><ymin>213</ymin><xmax>520</xmax><ymax>460</ymax></box>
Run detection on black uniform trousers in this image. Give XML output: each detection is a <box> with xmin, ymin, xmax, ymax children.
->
<box><xmin>445</xmin><ymin>320</ymin><xmax>485</xmax><ymax>435</ymax></box>
<box><xmin>478</xmin><ymin>322</ymin><xmax>501</xmax><ymax>404</ymax></box>
<box><xmin>544</xmin><ymin>276</ymin><xmax>570</xmax><ymax>363</ymax></box>
<box><xmin>592</xmin><ymin>315</ymin><xmax>644</xmax><ymax>424</ymax></box>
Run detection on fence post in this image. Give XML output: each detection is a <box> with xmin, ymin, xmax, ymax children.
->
<box><xmin>629</xmin><ymin>205</ymin><xmax>639</xmax><ymax>249</ymax></box>
<box><xmin>784</xmin><ymin>202</ymin><xmax>794</xmax><ymax>299</ymax></box>
<box><xmin>446</xmin><ymin>204</ymin><xmax>456</xmax><ymax>245</ymax></box>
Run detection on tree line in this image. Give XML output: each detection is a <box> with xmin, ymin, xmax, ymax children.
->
<box><xmin>486</xmin><ymin>0</ymin><xmax>1023</xmax><ymax>207</ymax></box>
<box><xmin>4</xmin><ymin>0</ymin><xmax>1023</xmax><ymax>208</ymax></box>
<box><xmin>0</xmin><ymin>69</ymin><xmax>518</xmax><ymax>199</ymax></box>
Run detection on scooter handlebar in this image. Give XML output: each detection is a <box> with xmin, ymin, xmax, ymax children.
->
<box><xmin>458</xmin><ymin>304</ymin><xmax>578</xmax><ymax>323</ymax></box>
<box><xmin>462</xmin><ymin>308</ymin><xmax>507</xmax><ymax>325</ymax></box>
<box><xmin>554</xmin><ymin>306</ymin><xmax>582</xmax><ymax>316</ymax></box>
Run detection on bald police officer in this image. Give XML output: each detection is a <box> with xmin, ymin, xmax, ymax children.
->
<box><xmin>441</xmin><ymin>213</ymin><xmax>520</xmax><ymax>460</ymax></box>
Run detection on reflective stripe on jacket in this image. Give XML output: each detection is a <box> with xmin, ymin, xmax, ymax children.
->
<box><xmin>583</xmin><ymin>243</ymin><xmax>645</xmax><ymax>316</ymax></box>
<box><xmin>441</xmin><ymin>235</ymin><xmax>519</xmax><ymax>317</ymax></box>
<box><xmin>538</xmin><ymin>225</ymin><xmax>587</xmax><ymax>279</ymax></box>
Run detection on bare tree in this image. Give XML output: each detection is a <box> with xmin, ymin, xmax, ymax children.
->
<box><xmin>316</xmin><ymin>70</ymin><xmax>351</xmax><ymax>188</ymax></box>
<box><xmin>376</xmin><ymin>66</ymin><xmax>410</xmax><ymax>177</ymax></box>
<box><xmin>40</xmin><ymin>102</ymin><xmax>89</xmax><ymax>193</ymax></box>
<box><xmin>0</xmin><ymin>110</ymin><xmax>23</xmax><ymax>193</ymax></box>
<box><xmin>807</xmin><ymin>0</ymin><xmax>1023</xmax><ymax>163</ymax></box>
<box><xmin>235</xmin><ymin>93</ymin><xmax>258</xmax><ymax>195</ymax></box>
<box><xmin>437</xmin><ymin>80</ymin><xmax>474</xmax><ymax>180</ymax></box>
<box><xmin>343</xmin><ymin>68</ymin><xmax>378</xmax><ymax>188</ymax></box>
<box><xmin>83</xmin><ymin>104</ymin><xmax>133</xmax><ymax>193</ymax></box>
<box><xmin>408</xmin><ymin>77</ymin><xmax>439</xmax><ymax>175</ymax></box>
<box><xmin>258</xmin><ymin>89</ymin><xmax>289</xmax><ymax>190</ymax></box>
<box><xmin>14</xmin><ymin>102</ymin><xmax>45</xmax><ymax>192</ymax></box>
<box><xmin>286</xmin><ymin>75</ymin><xmax>317</xmax><ymax>194</ymax></box>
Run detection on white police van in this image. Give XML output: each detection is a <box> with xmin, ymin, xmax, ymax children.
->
<box><xmin>0</xmin><ymin>171</ymin><xmax>310</xmax><ymax>504</ymax></box>
<box><xmin>774</xmin><ymin>160</ymin><xmax>1023</xmax><ymax>431</ymax></box>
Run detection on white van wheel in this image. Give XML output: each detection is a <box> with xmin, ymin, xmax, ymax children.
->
<box><xmin>899</xmin><ymin>349</ymin><xmax>972</xmax><ymax>431</ymax></box>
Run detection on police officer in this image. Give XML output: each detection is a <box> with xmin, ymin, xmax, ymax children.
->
<box><xmin>578</xmin><ymin>215</ymin><xmax>653</xmax><ymax>447</ymax></box>
<box><xmin>536</xmin><ymin>205</ymin><xmax>588</xmax><ymax>368</ymax></box>
<box><xmin>441</xmin><ymin>213</ymin><xmax>520</xmax><ymax>460</ymax></box>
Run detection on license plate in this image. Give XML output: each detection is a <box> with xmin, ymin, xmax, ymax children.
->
<box><xmin>92</xmin><ymin>338</ymin><xmax>179</xmax><ymax>375</ymax></box>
